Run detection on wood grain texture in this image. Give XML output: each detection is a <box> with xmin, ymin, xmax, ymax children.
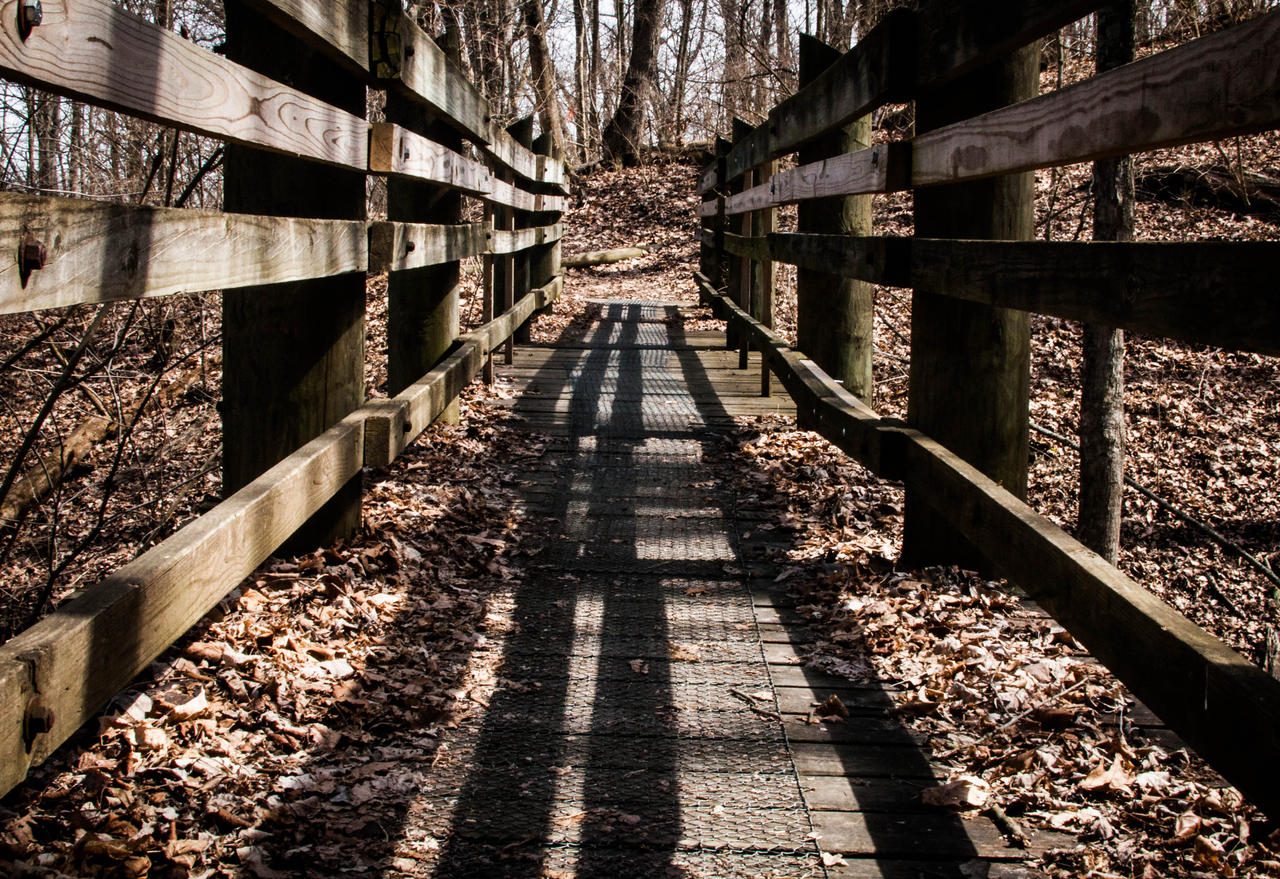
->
<box><xmin>0</xmin><ymin>0</ymin><xmax>367</xmax><ymax>169</ymax></box>
<box><xmin>368</xmin><ymin>123</ymin><xmax>492</xmax><ymax>196</ymax></box>
<box><xmin>487</xmin><ymin>223</ymin><xmax>564</xmax><ymax>255</ymax></box>
<box><xmin>0</xmin><ymin>416</ymin><xmax>365</xmax><ymax>796</ymax></box>
<box><xmin>238</xmin><ymin>0</ymin><xmax>368</xmax><ymax>72</ymax></box>
<box><xmin>770</xmin><ymin>233</ymin><xmax>910</xmax><ymax>287</ymax></box>
<box><xmin>698</xmin><ymin>198</ymin><xmax>722</xmax><ymax>218</ymax></box>
<box><xmin>726</xmin><ymin>144</ymin><xmax>907</xmax><ymax>214</ymax></box>
<box><xmin>764</xmin><ymin>11</ymin><xmax>911</xmax><ymax>166</ymax></box>
<box><xmin>910</xmin><ymin>239</ymin><xmax>1280</xmax><ymax>355</ymax></box>
<box><xmin>721</xmin><ymin>232</ymin><xmax>771</xmax><ymax>262</ymax></box>
<box><xmin>0</xmin><ymin>194</ymin><xmax>366</xmax><ymax>314</ymax></box>
<box><xmin>367</xmin><ymin>221</ymin><xmax>486</xmax><ymax>273</ymax></box>
<box><xmin>898</xmin><ymin>427</ymin><xmax>1280</xmax><ymax>819</ymax></box>
<box><xmin>915</xmin><ymin>0</ymin><xmax>1099</xmax><ymax>89</ymax></box>
<box><xmin>487</xmin><ymin>177</ymin><xmax>539</xmax><ymax>211</ymax></box>
<box><xmin>372</xmin><ymin>4</ymin><xmax>490</xmax><ymax>145</ymax></box>
<box><xmin>912</xmin><ymin>11</ymin><xmax>1280</xmax><ymax>186</ymax></box>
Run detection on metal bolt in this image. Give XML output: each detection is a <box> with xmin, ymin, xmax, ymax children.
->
<box><xmin>19</xmin><ymin>0</ymin><xmax>42</xmax><ymax>37</ymax></box>
<box><xmin>405</xmin><ymin>240</ymin><xmax>416</xmax><ymax>254</ymax></box>
<box><xmin>24</xmin><ymin>699</ymin><xmax>53</xmax><ymax>740</ymax></box>
<box><xmin>19</xmin><ymin>235</ymin><xmax>47</xmax><ymax>276</ymax></box>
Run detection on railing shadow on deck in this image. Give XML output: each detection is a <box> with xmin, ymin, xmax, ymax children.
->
<box><xmin>413</xmin><ymin>302</ymin><xmax>985</xmax><ymax>876</ymax></box>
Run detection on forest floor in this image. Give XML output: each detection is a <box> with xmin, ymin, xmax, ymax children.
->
<box><xmin>1</xmin><ymin>122</ymin><xmax>1279</xmax><ymax>875</ymax></box>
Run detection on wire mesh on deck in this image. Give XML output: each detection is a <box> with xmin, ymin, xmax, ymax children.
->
<box><xmin>418</xmin><ymin>301</ymin><xmax>822</xmax><ymax>877</ymax></box>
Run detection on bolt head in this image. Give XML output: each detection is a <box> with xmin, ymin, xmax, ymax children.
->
<box><xmin>19</xmin><ymin>238</ymin><xmax>47</xmax><ymax>274</ymax></box>
<box><xmin>24</xmin><ymin>701</ymin><xmax>53</xmax><ymax>739</ymax></box>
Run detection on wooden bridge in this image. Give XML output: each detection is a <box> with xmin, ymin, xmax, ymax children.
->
<box><xmin>1</xmin><ymin>0</ymin><xmax>1279</xmax><ymax>875</ymax></box>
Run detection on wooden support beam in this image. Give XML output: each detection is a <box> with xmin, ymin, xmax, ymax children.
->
<box><xmin>903</xmin><ymin>42</ymin><xmax>1036</xmax><ymax>572</ymax></box>
<box><xmin>725</xmin><ymin>143</ymin><xmax>909</xmax><ymax>214</ymax></box>
<box><xmin>0</xmin><ymin>0</ymin><xmax>367</xmax><ymax>170</ymax></box>
<box><xmin>484</xmin><ymin>221</ymin><xmax>562</xmax><ymax>254</ymax></box>
<box><xmin>238</xmin><ymin>0</ymin><xmax>368</xmax><ymax>74</ymax></box>
<box><xmin>765</xmin><ymin>11</ymin><xmax>914</xmax><ymax>164</ymax></box>
<box><xmin>0</xmin><ymin>194</ymin><xmax>366</xmax><ymax>314</ymax></box>
<box><xmin>795</xmin><ymin>34</ymin><xmax>876</xmax><ymax>406</ymax></box>
<box><xmin>915</xmin><ymin>0</ymin><xmax>1101</xmax><ymax>90</ymax></box>
<box><xmin>912</xmin><ymin>11</ymin><xmax>1280</xmax><ymax>186</ymax></box>
<box><xmin>368</xmin><ymin>222</ymin><xmax>487</xmax><ymax>274</ymax></box>
<box><xmin>221</xmin><ymin>0</ymin><xmax>366</xmax><ymax>548</ymax></box>
<box><xmin>910</xmin><ymin>239</ymin><xmax>1280</xmax><ymax>356</ymax></box>
<box><xmin>0</xmin><ymin>414</ymin><xmax>365</xmax><ymax>798</ymax></box>
<box><xmin>772</xmin><ymin>233</ymin><xmax>910</xmax><ymax>288</ymax></box>
<box><xmin>370</xmin><ymin>1</ymin><xmax>490</xmax><ymax>145</ymax></box>
<box><xmin>368</xmin><ymin>123</ymin><xmax>492</xmax><ymax>196</ymax></box>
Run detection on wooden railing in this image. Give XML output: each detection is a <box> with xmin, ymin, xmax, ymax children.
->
<box><xmin>0</xmin><ymin>0</ymin><xmax>565</xmax><ymax>795</ymax></box>
<box><xmin>698</xmin><ymin>1</ymin><xmax>1280</xmax><ymax>816</ymax></box>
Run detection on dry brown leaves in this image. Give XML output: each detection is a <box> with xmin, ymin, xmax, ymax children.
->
<box><xmin>0</xmin><ymin>395</ymin><xmax>545</xmax><ymax>877</ymax></box>
<box><xmin>727</xmin><ymin>423</ymin><xmax>1279</xmax><ymax>877</ymax></box>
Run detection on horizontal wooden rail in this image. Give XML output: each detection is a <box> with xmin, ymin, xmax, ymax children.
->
<box><xmin>0</xmin><ymin>0</ymin><xmax>368</xmax><ymax>170</ymax></box>
<box><xmin>0</xmin><ymin>413</ymin><xmax>366</xmax><ymax>796</ymax></box>
<box><xmin>724</xmin><ymin>143</ymin><xmax>909</xmax><ymax>214</ymax></box>
<box><xmin>488</xmin><ymin>223</ymin><xmax>564</xmax><ymax>255</ymax></box>
<box><xmin>722</xmin><ymin>232</ymin><xmax>1280</xmax><ymax>355</ymax></box>
<box><xmin>0</xmin><ymin>272</ymin><xmax>562</xmax><ymax>798</ymax></box>
<box><xmin>911</xmin><ymin>10</ymin><xmax>1280</xmax><ymax>186</ymax></box>
<box><xmin>368</xmin><ymin>222</ymin><xmax>487</xmax><ymax>273</ymax></box>
<box><xmin>364</xmin><ymin>276</ymin><xmax>563</xmax><ymax>465</ymax></box>
<box><xmin>693</xmin><ymin>271</ymin><xmax>1280</xmax><ymax>818</ymax></box>
<box><xmin>709</xmin><ymin>0</ymin><xmax>1102</xmax><ymax>189</ymax></box>
<box><xmin>369</xmin><ymin>124</ymin><xmax>493</xmax><ymax>196</ymax></box>
<box><xmin>371</xmin><ymin>4</ymin><xmax>566</xmax><ymax>189</ymax></box>
<box><xmin>239</xmin><ymin>0</ymin><xmax>368</xmax><ymax>74</ymax></box>
<box><xmin>0</xmin><ymin>194</ymin><xmax>367</xmax><ymax>315</ymax></box>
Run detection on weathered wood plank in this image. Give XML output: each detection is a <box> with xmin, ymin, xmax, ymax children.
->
<box><xmin>364</xmin><ymin>276</ymin><xmax>563</xmax><ymax>466</ymax></box>
<box><xmin>0</xmin><ymin>0</ymin><xmax>367</xmax><ymax>169</ymax></box>
<box><xmin>915</xmin><ymin>0</ymin><xmax>1100</xmax><ymax>89</ymax></box>
<box><xmin>488</xmin><ymin>177</ymin><xmax>537</xmax><ymax>212</ymax></box>
<box><xmin>765</xmin><ymin>11</ymin><xmax>913</xmax><ymax>164</ymax></box>
<box><xmin>911</xmin><ymin>239</ymin><xmax>1280</xmax><ymax>355</ymax></box>
<box><xmin>0</xmin><ymin>416</ymin><xmax>365</xmax><ymax>796</ymax></box>
<box><xmin>725</xmin><ymin>144</ymin><xmax>907</xmax><ymax>214</ymax></box>
<box><xmin>238</xmin><ymin>0</ymin><xmax>368</xmax><ymax>72</ymax></box>
<box><xmin>371</xmin><ymin>3</ymin><xmax>490</xmax><ymax>145</ymax></box>
<box><xmin>811</xmin><ymin>810</ymin><xmax>1065</xmax><ymax>859</ymax></box>
<box><xmin>368</xmin><ymin>123</ymin><xmax>492</xmax><ymax>196</ymax></box>
<box><xmin>770</xmin><ymin>233</ymin><xmax>910</xmax><ymax>287</ymax></box>
<box><xmin>698</xmin><ymin>198</ymin><xmax>723</xmax><ymax>218</ymax></box>
<box><xmin>368</xmin><ymin>221</ymin><xmax>487</xmax><ymax>273</ymax></box>
<box><xmin>487</xmin><ymin>223</ymin><xmax>564</xmax><ymax>255</ymax></box>
<box><xmin>0</xmin><ymin>194</ymin><xmax>367</xmax><ymax>315</ymax></box>
<box><xmin>724</xmin><ymin>125</ymin><xmax>772</xmax><ymax>186</ymax></box>
<box><xmin>721</xmin><ymin>232</ymin><xmax>771</xmax><ymax>263</ymax></box>
<box><xmin>912</xmin><ymin>12</ymin><xmax>1280</xmax><ymax>186</ymax></box>
<box><xmin>896</xmin><ymin>427</ymin><xmax>1280</xmax><ymax>819</ymax></box>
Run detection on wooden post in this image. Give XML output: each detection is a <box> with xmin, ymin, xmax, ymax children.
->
<box><xmin>482</xmin><ymin>189</ymin><xmax>495</xmax><ymax>384</ymax></box>
<box><xmin>221</xmin><ymin>1</ymin><xmax>365</xmax><ymax>548</ymax></box>
<box><xmin>900</xmin><ymin>44</ymin><xmax>1038</xmax><ymax>572</ymax></box>
<box><xmin>385</xmin><ymin>95</ymin><xmax>463</xmax><ymax>425</ymax></box>
<box><xmin>738</xmin><ymin>166</ymin><xmax>753</xmax><ymax>371</ymax></box>
<box><xmin>712</xmin><ymin>135</ymin><xmax>731</xmax><ymax>290</ymax></box>
<box><xmin>757</xmin><ymin>158</ymin><xmax>777</xmax><ymax>397</ymax></box>
<box><xmin>795</xmin><ymin>34</ymin><xmax>874</xmax><ymax>404</ymax></box>
<box><xmin>509</xmin><ymin>117</ymin><xmax>535</xmax><ymax>346</ymax></box>
<box><xmin>530</xmin><ymin>130</ymin><xmax>562</xmax><ymax>300</ymax></box>
<box><xmin>726</xmin><ymin>122</ymin><xmax>751</xmax><ymax>353</ymax></box>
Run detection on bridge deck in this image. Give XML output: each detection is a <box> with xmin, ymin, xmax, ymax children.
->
<box><xmin>411</xmin><ymin>301</ymin><xmax>1058</xmax><ymax>877</ymax></box>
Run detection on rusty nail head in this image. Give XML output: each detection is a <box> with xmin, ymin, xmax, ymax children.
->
<box><xmin>19</xmin><ymin>235</ymin><xmax>47</xmax><ymax>274</ymax></box>
<box><xmin>405</xmin><ymin>240</ymin><xmax>416</xmax><ymax>253</ymax></box>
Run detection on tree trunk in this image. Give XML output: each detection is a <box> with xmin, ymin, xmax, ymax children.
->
<box><xmin>602</xmin><ymin>0</ymin><xmax>664</xmax><ymax>161</ymax></box>
<box><xmin>901</xmin><ymin>44</ymin><xmax>1037</xmax><ymax>572</ymax></box>
<box><xmin>1080</xmin><ymin>1</ymin><xmax>1134</xmax><ymax>564</ymax></box>
<box><xmin>719</xmin><ymin>0</ymin><xmax>748</xmax><ymax>126</ymax></box>
<box><xmin>795</xmin><ymin>35</ymin><xmax>873</xmax><ymax>403</ymax></box>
